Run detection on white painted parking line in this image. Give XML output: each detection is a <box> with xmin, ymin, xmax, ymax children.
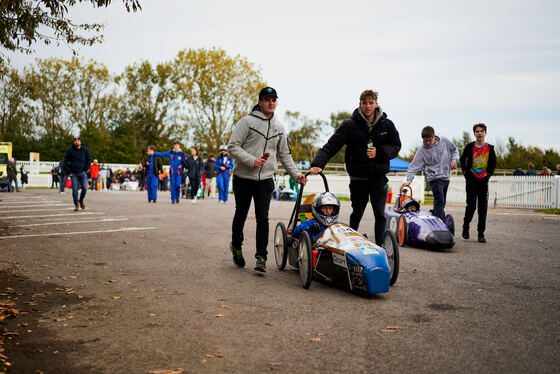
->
<box><xmin>1</xmin><ymin>208</ymin><xmax>78</xmax><ymax>213</ymax></box>
<box><xmin>3</xmin><ymin>204</ymin><xmax>73</xmax><ymax>209</ymax></box>
<box><xmin>0</xmin><ymin>201</ymin><xmax>63</xmax><ymax>205</ymax></box>
<box><xmin>0</xmin><ymin>227</ymin><xmax>156</xmax><ymax>239</ymax></box>
<box><xmin>494</xmin><ymin>212</ymin><xmax>560</xmax><ymax>219</ymax></box>
<box><xmin>8</xmin><ymin>218</ymin><xmax>129</xmax><ymax>228</ymax></box>
<box><xmin>2</xmin><ymin>212</ymin><xmax>104</xmax><ymax>219</ymax></box>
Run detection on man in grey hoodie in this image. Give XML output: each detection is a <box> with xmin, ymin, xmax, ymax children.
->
<box><xmin>228</xmin><ymin>87</ymin><xmax>307</xmax><ymax>273</ymax></box>
<box><xmin>402</xmin><ymin>126</ymin><xmax>459</xmax><ymax>221</ymax></box>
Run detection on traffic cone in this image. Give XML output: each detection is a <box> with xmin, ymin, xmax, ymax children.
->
<box><xmin>386</xmin><ymin>186</ymin><xmax>393</xmax><ymax>204</ymax></box>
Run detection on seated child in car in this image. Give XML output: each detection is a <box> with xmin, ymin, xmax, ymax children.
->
<box><xmin>394</xmin><ymin>197</ymin><xmax>420</xmax><ymax>213</ymax></box>
<box><xmin>293</xmin><ymin>192</ymin><xmax>340</xmax><ymax>242</ymax></box>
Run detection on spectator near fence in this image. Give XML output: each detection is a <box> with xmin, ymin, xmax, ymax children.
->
<box><xmin>526</xmin><ymin>163</ymin><xmax>537</xmax><ymax>176</ymax></box>
<box><xmin>90</xmin><ymin>160</ymin><xmax>100</xmax><ymax>190</ymax></box>
<box><xmin>512</xmin><ymin>167</ymin><xmax>525</xmax><ymax>176</ymax></box>
<box><xmin>460</xmin><ymin>123</ymin><xmax>496</xmax><ymax>244</ymax></box>
<box><xmin>51</xmin><ymin>165</ymin><xmax>59</xmax><ymax>188</ymax></box>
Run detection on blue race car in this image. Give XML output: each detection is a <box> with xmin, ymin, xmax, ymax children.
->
<box><xmin>385</xmin><ymin>185</ymin><xmax>455</xmax><ymax>250</ymax></box>
<box><xmin>274</xmin><ymin>173</ymin><xmax>399</xmax><ymax>294</ymax></box>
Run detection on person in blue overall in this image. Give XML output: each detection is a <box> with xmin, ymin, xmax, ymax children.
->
<box><xmin>142</xmin><ymin>145</ymin><xmax>163</xmax><ymax>203</ymax></box>
<box><xmin>215</xmin><ymin>145</ymin><xmax>233</xmax><ymax>204</ymax></box>
<box><xmin>293</xmin><ymin>192</ymin><xmax>341</xmax><ymax>242</ymax></box>
<box><xmin>153</xmin><ymin>142</ymin><xmax>187</xmax><ymax>204</ymax></box>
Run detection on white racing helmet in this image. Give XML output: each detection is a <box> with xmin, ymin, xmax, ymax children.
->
<box><xmin>311</xmin><ymin>192</ymin><xmax>341</xmax><ymax>226</ymax></box>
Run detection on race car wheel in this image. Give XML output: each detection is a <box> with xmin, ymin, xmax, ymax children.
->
<box><xmin>297</xmin><ymin>231</ymin><xmax>313</xmax><ymax>289</ymax></box>
<box><xmin>274</xmin><ymin>222</ymin><xmax>288</xmax><ymax>271</ymax></box>
<box><xmin>397</xmin><ymin>215</ymin><xmax>408</xmax><ymax>246</ymax></box>
<box><xmin>444</xmin><ymin>214</ymin><xmax>455</xmax><ymax>236</ymax></box>
<box><xmin>382</xmin><ymin>230</ymin><xmax>400</xmax><ymax>286</ymax></box>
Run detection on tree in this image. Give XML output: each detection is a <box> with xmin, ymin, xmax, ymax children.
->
<box><xmin>111</xmin><ymin>60</ymin><xmax>180</xmax><ymax>163</ymax></box>
<box><xmin>172</xmin><ymin>48</ymin><xmax>266</xmax><ymax>153</ymax></box>
<box><xmin>0</xmin><ymin>0</ymin><xmax>141</xmax><ymax>60</ymax></box>
<box><xmin>325</xmin><ymin>111</ymin><xmax>351</xmax><ymax>164</ymax></box>
<box><xmin>64</xmin><ymin>57</ymin><xmax>114</xmax><ymax>161</ymax></box>
<box><xmin>0</xmin><ymin>61</ymin><xmax>35</xmax><ymax>159</ymax></box>
<box><xmin>284</xmin><ymin>111</ymin><xmax>324</xmax><ymax>161</ymax></box>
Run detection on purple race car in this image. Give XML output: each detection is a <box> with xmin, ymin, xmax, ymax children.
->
<box><xmin>385</xmin><ymin>186</ymin><xmax>455</xmax><ymax>250</ymax></box>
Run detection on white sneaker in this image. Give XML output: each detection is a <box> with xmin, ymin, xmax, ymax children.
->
<box><xmin>59</xmin><ymin>191</ymin><xmax>64</xmax><ymax>194</ymax></box>
<box><xmin>191</xmin><ymin>199</ymin><xmax>196</xmax><ymax>204</ymax></box>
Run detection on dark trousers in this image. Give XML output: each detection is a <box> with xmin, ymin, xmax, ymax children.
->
<box><xmin>231</xmin><ymin>176</ymin><xmax>274</xmax><ymax>260</ymax></box>
<box><xmin>463</xmin><ymin>177</ymin><xmax>489</xmax><ymax>235</ymax></box>
<box><xmin>90</xmin><ymin>177</ymin><xmax>98</xmax><ymax>190</ymax></box>
<box><xmin>429</xmin><ymin>179</ymin><xmax>450</xmax><ymax>221</ymax></box>
<box><xmin>349</xmin><ymin>179</ymin><xmax>387</xmax><ymax>245</ymax></box>
<box><xmin>189</xmin><ymin>177</ymin><xmax>200</xmax><ymax>199</ymax></box>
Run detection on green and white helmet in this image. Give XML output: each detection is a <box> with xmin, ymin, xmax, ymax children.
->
<box><xmin>311</xmin><ymin>192</ymin><xmax>340</xmax><ymax>226</ymax></box>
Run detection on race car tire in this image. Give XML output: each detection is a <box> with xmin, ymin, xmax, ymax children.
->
<box><xmin>298</xmin><ymin>231</ymin><xmax>313</xmax><ymax>289</ymax></box>
<box><xmin>274</xmin><ymin>222</ymin><xmax>288</xmax><ymax>271</ymax></box>
<box><xmin>397</xmin><ymin>215</ymin><xmax>408</xmax><ymax>246</ymax></box>
<box><xmin>382</xmin><ymin>230</ymin><xmax>400</xmax><ymax>286</ymax></box>
<box><xmin>444</xmin><ymin>214</ymin><xmax>455</xmax><ymax>236</ymax></box>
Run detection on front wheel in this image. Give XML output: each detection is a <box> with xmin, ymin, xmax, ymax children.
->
<box><xmin>397</xmin><ymin>215</ymin><xmax>408</xmax><ymax>246</ymax></box>
<box><xmin>274</xmin><ymin>222</ymin><xmax>288</xmax><ymax>270</ymax></box>
<box><xmin>297</xmin><ymin>231</ymin><xmax>313</xmax><ymax>289</ymax></box>
<box><xmin>382</xmin><ymin>230</ymin><xmax>400</xmax><ymax>286</ymax></box>
<box><xmin>444</xmin><ymin>214</ymin><xmax>455</xmax><ymax>236</ymax></box>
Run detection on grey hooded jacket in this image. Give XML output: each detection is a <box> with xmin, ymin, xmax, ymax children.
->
<box><xmin>228</xmin><ymin>108</ymin><xmax>299</xmax><ymax>181</ymax></box>
<box><xmin>406</xmin><ymin>136</ymin><xmax>459</xmax><ymax>182</ymax></box>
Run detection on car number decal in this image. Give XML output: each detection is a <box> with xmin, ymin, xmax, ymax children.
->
<box><xmin>332</xmin><ymin>252</ymin><xmax>347</xmax><ymax>268</ymax></box>
<box><xmin>390</xmin><ymin>217</ymin><xmax>397</xmax><ymax>232</ymax></box>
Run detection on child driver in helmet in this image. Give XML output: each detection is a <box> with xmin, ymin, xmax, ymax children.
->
<box><xmin>293</xmin><ymin>192</ymin><xmax>341</xmax><ymax>242</ymax></box>
<box><xmin>395</xmin><ymin>197</ymin><xmax>420</xmax><ymax>213</ymax></box>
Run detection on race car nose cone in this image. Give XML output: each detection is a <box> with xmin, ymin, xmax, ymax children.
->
<box><xmin>426</xmin><ymin>231</ymin><xmax>455</xmax><ymax>249</ymax></box>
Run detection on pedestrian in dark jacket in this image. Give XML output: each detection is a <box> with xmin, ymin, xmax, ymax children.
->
<box><xmin>51</xmin><ymin>165</ymin><xmax>58</xmax><ymax>188</ymax></box>
<box><xmin>19</xmin><ymin>165</ymin><xmax>28</xmax><ymax>189</ymax></box>
<box><xmin>186</xmin><ymin>146</ymin><xmax>204</xmax><ymax>203</ymax></box>
<box><xmin>204</xmin><ymin>154</ymin><xmax>217</xmax><ymax>198</ymax></box>
<box><xmin>63</xmin><ymin>136</ymin><xmax>92</xmax><ymax>211</ymax></box>
<box><xmin>58</xmin><ymin>159</ymin><xmax>68</xmax><ymax>193</ymax></box>
<box><xmin>310</xmin><ymin>90</ymin><xmax>401</xmax><ymax>245</ymax></box>
<box><xmin>142</xmin><ymin>145</ymin><xmax>163</xmax><ymax>202</ymax></box>
<box><xmin>460</xmin><ymin>123</ymin><xmax>497</xmax><ymax>243</ymax></box>
<box><xmin>7</xmin><ymin>158</ymin><xmax>19</xmax><ymax>192</ymax></box>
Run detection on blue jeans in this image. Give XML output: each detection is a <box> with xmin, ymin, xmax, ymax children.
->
<box><xmin>70</xmin><ymin>172</ymin><xmax>88</xmax><ymax>205</ymax></box>
<box><xmin>429</xmin><ymin>179</ymin><xmax>450</xmax><ymax>221</ymax></box>
<box><xmin>8</xmin><ymin>178</ymin><xmax>19</xmax><ymax>192</ymax></box>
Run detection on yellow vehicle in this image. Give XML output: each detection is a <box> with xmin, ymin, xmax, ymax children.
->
<box><xmin>0</xmin><ymin>142</ymin><xmax>13</xmax><ymax>189</ymax></box>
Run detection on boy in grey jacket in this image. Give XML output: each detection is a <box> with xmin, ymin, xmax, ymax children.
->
<box><xmin>228</xmin><ymin>86</ymin><xmax>307</xmax><ymax>273</ymax></box>
<box><xmin>402</xmin><ymin>126</ymin><xmax>458</xmax><ymax>221</ymax></box>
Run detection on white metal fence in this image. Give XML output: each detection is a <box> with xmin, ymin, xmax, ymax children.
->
<box><xmin>446</xmin><ymin>175</ymin><xmax>560</xmax><ymax>209</ymax></box>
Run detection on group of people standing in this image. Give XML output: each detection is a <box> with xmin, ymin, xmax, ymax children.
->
<box><xmin>140</xmin><ymin>143</ymin><xmax>233</xmax><ymax>204</ymax></box>
<box><xmin>4</xmin><ymin>158</ymin><xmax>28</xmax><ymax>192</ymax></box>
<box><xmin>226</xmin><ymin>87</ymin><xmax>499</xmax><ymax>273</ymax></box>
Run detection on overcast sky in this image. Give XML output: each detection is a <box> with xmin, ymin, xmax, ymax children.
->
<box><xmin>8</xmin><ymin>0</ymin><xmax>560</xmax><ymax>156</ymax></box>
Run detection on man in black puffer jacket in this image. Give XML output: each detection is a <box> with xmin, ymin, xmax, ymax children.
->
<box><xmin>310</xmin><ymin>90</ymin><xmax>401</xmax><ymax>245</ymax></box>
<box><xmin>63</xmin><ymin>136</ymin><xmax>92</xmax><ymax>211</ymax></box>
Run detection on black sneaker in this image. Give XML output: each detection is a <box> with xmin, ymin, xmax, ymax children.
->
<box><xmin>74</xmin><ymin>204</ymin><xmax>80</xmax><ymax>211</ymax></box>
<box><xmin>229</xmin><ymin>242</ymin><xmax>245</xmax><ymax>268</ymax></box>
<box><xmin>462</xmin><ymin>226</ymin><xmax>469</xmax><ymax>240</ymax></box>
<box><xmin>79</xmin><ymin>199</ymin><xmax>85</xmax><ymax>209</ymax></box>
<box><xmin>176</xmin><ymin>199</ymin><xmax>180</xmax><ymax>204</ymax></box>
<box><xmin>478</xmin><ymin>235</ymin><xmax>486</xmax><ymax>243</ymax></box>
<box><xmin>254</xmin><ymin>256</ymin><xmax>266</xmax><ymax>273</ymax></box>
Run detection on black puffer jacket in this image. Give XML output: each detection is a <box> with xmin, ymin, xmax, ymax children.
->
<box><xmin>63</xmin><ymin>143</ymin><xmax>92</xmax><ymax>175</ymax></box>
<box><xmin>312</xmin><ymin>108</ymin><xmax>401</xmax><ymax>179</ymax></box>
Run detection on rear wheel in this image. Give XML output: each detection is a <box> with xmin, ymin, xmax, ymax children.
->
<box><xmin>444</xmin><ymin>214</ymin><xmax>455</xmax><ymax>236</ymax></box>
<box><xmin>298</xmin><ymin>231</ymin><xmax>313</xmax><ymax>289</ymax></box>
<box><xmin>382</xmin><ymin>230</ymin><xmax>400</xmax><ymax>286</ymax></box>
<box><xmin>274</xmin><ymin>222</ymin><xmax>288</xmax><ymax>270</ymax></box>
<box><xmin>397</xmin><ymin>215</ymin><xmax>408</xmax><ymax>246</ymax></box>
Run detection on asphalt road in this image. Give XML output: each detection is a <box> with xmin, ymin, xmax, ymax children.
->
<box><xmin>0</xmin><ymin>189</ymin><xmax>559</xmax><ymax>374</ymax></box>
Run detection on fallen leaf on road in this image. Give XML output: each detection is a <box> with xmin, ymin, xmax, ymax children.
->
<box><xmin>215</xmin><ymin>313</ymin><xmax>227</xmax><ymax>318</ymax></box>
<box><xmin>156</xmin><ymin>296</ymin><xmax>164</xmax><ymax>299</ymax></box>
<box><xmin>218</xmin><ymin>304</ymin><xmax>230</xmax><ymax>309</ymax></box>
<box><xmin>77</xmin><ymin>295</ymin><xmax>84</xmax><ymax>299</ymax></box>
<box><xmin>215</xmin><ymin>353</ymin><xmax>224</xmax><ymax>358</ymax></box>
<box><xmin>477</xmin><ymin>289</ymin><xmax>484</xmax><ymax>292</ymax></box>
<box><xmin>112</xmin><ymin>296</ymin><xmax>121</xmax><ymax>300</ymax></box>
<box><xmin>122</xmin><ymin>241</ymin><xmax>128</xmax><ymax>245</ymax></box>
<box><xmin>311</xmin><ymin>337</ymin><xmax>322</xmax><ymax>342</ymax></box>
<box><xmin>205</xmin><ymin>354</ymin><xmax>215</xmax><ymax>358</ymax></box>
<box><xmin>201</xmin><ymin>360</ymin><xmax>207</xmax><ymax>364</ymax></box>
<box><xmin>109</xmin><ymin>280</ymin><xmax>118</xmax><ymax>283</ymax></box>
<box><xmin>382</xmin><ymin>326</ymin><xmax>400</xmax><ymax>333</ymax></box>
<box><xmin>148</xmin><ymin>370</ymin><xmax>184</xmax><ymax>374</ymax></box>
<box><xmin>70</xmin><ymin>276</ymin><xmax>77</xmax><ymax>279</ymax></box>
